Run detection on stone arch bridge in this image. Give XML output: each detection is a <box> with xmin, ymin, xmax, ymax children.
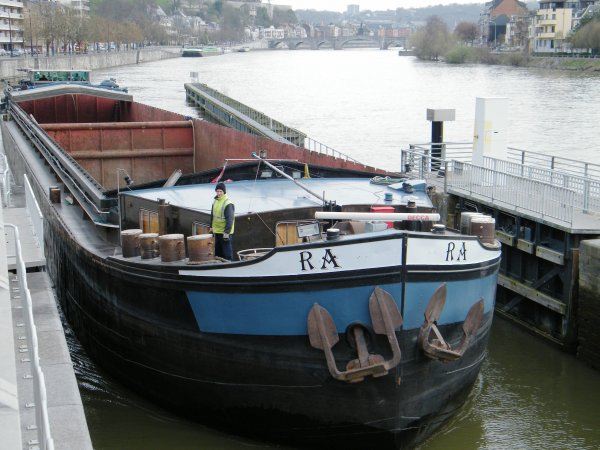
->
<box><xmin>269</xmin><ymin>37</ymin><xmax>407</xmax><ymax>51</ymax></box>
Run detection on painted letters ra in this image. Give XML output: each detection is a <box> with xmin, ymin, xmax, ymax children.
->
<box><xmin>299</xmin><ymin>249</ymin><xmax>341</xmax><ymax>271</ymax></box>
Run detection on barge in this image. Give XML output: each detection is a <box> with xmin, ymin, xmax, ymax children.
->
<box><xmin>1</xmin><ymin>84</ymin><xmax>500</xmax><ymax>449</ymax></box>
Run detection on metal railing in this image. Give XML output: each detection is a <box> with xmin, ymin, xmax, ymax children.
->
<box><xmin>404</xmin><ymin>142</ymin><xmax>474</xmax><ymax>165</ymax></box>
<box><xmin>304</xmin><ymin>137</ymin><xmax>362</xmax><ymax>164</ymax></box>
<box><xmin>1</xmin><ymin>153</ymin><xmax>11</xmax><ymax>207</ymax></box>
<box><xmin>24</xmin><ymin>174</ymin><xmax>45</xmax><ymax>257</ymax></box>
<box><xmin>401</xmin><ymin>144</ymin><xmax>600</xmax><ymax>227</ymax></box>
<box><xmin>5</xmin><ymin>224</ymin><xmax>54</xmax><ymax>450</ymax></box>
<box><xmin>448</xmin><ymin>161</ymin><xmax>576</xmax><ymax>225</ymax></box>
<box><xmin>506</xmin><ymin>147</ymin><xmax>600</xmax><ymax>181</ymax></box>
<box><xmin>483</xmin><ymin>157</ymin><xmax>600</xmax><ymax>214</ymax></box>
<box><xmin>187</xmin><ymin>83</ymin><xmax>364</xmax><ymax>165</ymax></box>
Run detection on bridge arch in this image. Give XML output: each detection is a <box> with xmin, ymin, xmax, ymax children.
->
<box><xmin>382</xmin><ymin>39</ymin><xmax>407</xmax><ymax>50</ymax></box>
<box><xmin>336</xmin><ymin>36</ymin><xmax>380</xmax><ymax>49</ymax></box>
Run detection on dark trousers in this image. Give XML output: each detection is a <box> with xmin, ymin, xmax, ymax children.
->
<box><xmin>214</xmin><ymin>234</ymin><xmax>233</xmax><ymax>260</ymax></box>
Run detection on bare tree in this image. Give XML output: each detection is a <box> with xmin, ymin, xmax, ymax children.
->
<box><xmin>411</xmin><ymin>16</ymin><xmax>453</xmax><ymax>61</ymax></box>
<box><xmin>454</xmin><ymin>21</ymin><xmax>478</xmax><ymax>45</ymax></box>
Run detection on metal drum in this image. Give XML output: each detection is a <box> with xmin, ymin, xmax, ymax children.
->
<box><xmin>470</xmin><ymin>217</ymin><xmax>496</xmax><ymax>245</ymax></box>
<box><xmin>460</xmin><ymin>212</ymin><xmax>486</xmax><ymax>234</ymax></box>
<box><xmin>159</xmin><ymin>234</ymin><xmax>185</xmax><ymax>263</ymax></box>
<box><xmin>139</xmin><ymin>233</ymin><xmax>160</xmax><ymax>260</ymax></box>
<box><xmin>121</xmin><ymin>229</ymin><xmax>142</xmax><ymax>258</ymax></box>
<box><xmin>187</xmin><ymin>234</ymin><xmax>214</xmax><ymax>264</ymax></box>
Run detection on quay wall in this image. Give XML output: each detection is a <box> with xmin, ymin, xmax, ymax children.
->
<box><xmin>0</xmin><ymin>48</ymin><xmax>180</xmax><ymax>82</ymax></box>
<box><xmin>578</xmin><ymin>239</ymin><xmax>600</xmax><ymax>369</ymax></box>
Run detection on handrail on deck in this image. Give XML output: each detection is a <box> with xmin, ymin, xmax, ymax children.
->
<box><xmin>5</xmin><ymin>223</ymin><xmax>54</xmax><ymax>450</ymax></box>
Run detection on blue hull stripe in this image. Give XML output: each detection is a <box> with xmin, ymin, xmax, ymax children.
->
<box><xmin>186</xmin><ymin>274</ymin><xmax>498</xmax><ymax>335</ymax></box>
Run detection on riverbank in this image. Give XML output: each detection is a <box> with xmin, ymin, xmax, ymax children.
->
<box><xmin>0</xmin><ymin>47</ymin><xmax>181</xmax><ymax>83</ymax></box>
<box><xmin>443</xmin><ymin>46</ymin><xmax>600</xmax><ymax>72</ymax></box>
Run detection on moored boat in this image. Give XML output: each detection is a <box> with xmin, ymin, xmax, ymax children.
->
<box><xmin>1</xmin><ymin>84</ymin><xmax>500</xmax><ymax>448</ymax></box>
<box><xmin>182</xmin><ymin>46</ymin><xmax>224</xmax><ymax>57</ymax></box>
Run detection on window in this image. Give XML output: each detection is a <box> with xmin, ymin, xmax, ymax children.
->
<box><xmin>139</xmin><ymin>209</ymin><xmax>159</xmax><ymax>233</ymax></box>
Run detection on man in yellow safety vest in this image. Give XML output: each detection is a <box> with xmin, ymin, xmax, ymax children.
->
<box><xmin>210</xmin><ymin>182</ymin><xmax>235</xmax><ymax>260</ymax></box>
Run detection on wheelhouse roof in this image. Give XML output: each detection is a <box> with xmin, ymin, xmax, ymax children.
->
<box><xmin>123</xmin><ymin>178</ymin><xmax>433</xmax><ymax>215</ymax></box>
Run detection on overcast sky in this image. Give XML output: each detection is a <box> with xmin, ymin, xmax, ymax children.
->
<box><xmin>285</xmin><ymin>1</ymin><xmax>483</xmax><ymax>12</ymax></box>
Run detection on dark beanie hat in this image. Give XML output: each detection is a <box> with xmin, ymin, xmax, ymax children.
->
<box><xmin>215</xmin><ymin>182</ymin><xmax>226</xmax><ymax>193</ymax></box>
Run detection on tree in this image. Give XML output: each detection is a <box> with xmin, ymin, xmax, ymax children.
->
<box><xmin>410</xmin><ymin>16</ymin><xmax>452</xmax><ymax>60</ymax></box>
<box><xmin>570</xmin><ymin>19</ymin><xmax>600</xmax><ymax>54</ymax></box>
<box><xmin>454</xmin><ymin>21</ymin><xmax>478</xmax><ymax>45</ymax></box>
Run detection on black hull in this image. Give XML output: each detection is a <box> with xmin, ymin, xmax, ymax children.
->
<box><xmin>44</xmin><ymin>209</ymin><xmax>492</xmax><ymax>449</ymax></box>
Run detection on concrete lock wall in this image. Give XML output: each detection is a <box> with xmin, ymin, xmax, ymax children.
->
<box><xmin>0</xmin><ymin>48</ymin><xmax>179</xmax><ymax>82</ymax></box>
<box><xmin>578</xmin><ymin>239</ymin><xmax>600</xmax><ymax>370</ymax></box>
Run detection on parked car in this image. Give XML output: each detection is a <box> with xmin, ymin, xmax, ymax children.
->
<box><xmin>0</xmin><ymin>49</ymin><xmax>8</xmax><ymax>57</ymax></box>
<box><xmin>10</xmin><ymin>49</ymin><xmax>23</xmax><ymax>57</ymax></box>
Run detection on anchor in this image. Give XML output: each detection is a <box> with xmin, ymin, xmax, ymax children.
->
<box><xmin>307</xmin><ymin>287</ymin><xmax>403</xmax><ymax>383</ymax></box>
<box><xmin>418</xmin><ymin>283</ymin><xmax>484</xmax><ymax>362</ymax></box>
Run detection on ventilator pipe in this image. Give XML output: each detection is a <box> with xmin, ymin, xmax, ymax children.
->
<box><xmin>315</xmin><ymin>211</ymin><xmax>440</xmax><ymax>222</ymax></box>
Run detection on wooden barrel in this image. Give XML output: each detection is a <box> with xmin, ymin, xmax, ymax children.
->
<box><xmin>49</xmin><ymin>186</ymin><xmax>61</xmax><ymax>204</ymax></box>
<box><xmin>460</xmin><ymin>212</ymin><xmax>486</xmax><ymax>234</ymax></box>
<box><xmin>121</xmin><ymin>229</ymin><xmax>142</xmax><ymax>258</ymax></box>
<box><xmin>470</xmin><ymin>217</ymin><xmax>496</xmax><ymax>244</ymax></box>
<box><xmin>159</xmin><ymin>234</ymin><xmax>185</xmax><ymax>263</ymax></box>
<box><xmin>139</xmin><ymin>233</ymin><xmax>160</xmax><ymax>259</ymax></box>
<box><xmin>187</xmin><ymin>234</ymin><xmax>214</xmax><ymax>264</ymax></box>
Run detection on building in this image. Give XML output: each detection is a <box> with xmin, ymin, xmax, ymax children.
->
<box><xmin>480</xmin><ymin>0</ymin><xmax>529</xmax><ymax>45</ymax></box>
<box><xmin>0</xmin><ymin>0</ymin><xmax>24</xmax><ymax>51</ymax></box>
<box><xmin>347</xmin><ymin>4</ymin><xmax>359</xmax><ymax>16</ymax></box>
<box><xmin>260</xmin><ymin>26</ymin><xmax>285</xmax><ymax>39</ymax></box>
<box><xmin>531</xmin><ymin>1</ymin><xmax>595</xmax><ymax>53</ymax></box>
<box><xmin>57</xmin><ymin>0</ymin><xmax>90</xmax><ymax>17</ymax></box>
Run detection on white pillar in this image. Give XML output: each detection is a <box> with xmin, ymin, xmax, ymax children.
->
<box><xmin>472</xmin><ymin>97</ymin><xmax>508</xmax><ymax>166</ymax></box>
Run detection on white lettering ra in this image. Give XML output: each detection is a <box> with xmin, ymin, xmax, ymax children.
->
<box><xmin>446</xmin><ymin>242</ymin><xmax>467</xmax><ymax>262</ymax></box>
<box><xmin>299</xmin><ymin>249</ymin><xmax>341</xmax><ymax>271</ymax></box>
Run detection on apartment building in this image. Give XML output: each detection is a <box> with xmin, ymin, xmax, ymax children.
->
<box><xmin>0</xmin><ymin>0</ymin><xmax>24</xmax><ymax>51</ymax></box>
<box><xmin>533</xmin><ymin>1</ymin><xmax>574</xmax><ymax>52</ymax></box>
<box><xmin>57</xmin><ymin>0</ymin><xmax>90</xmax><ymax>17</ymax></box>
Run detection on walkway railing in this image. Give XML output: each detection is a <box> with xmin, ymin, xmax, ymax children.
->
<box><xmin>506</xmin><ymin>147</ymin><xmax>600</xmax><ymax>181</ymax></box>
<box><xmin>401</xmin><ymin>144</ymin><xmax>600</xmax><ymax>227</ymax></box>
<box><xmin>24</xmin><ymin>174</ymin><xmax>44</xmax><ymax>256</ymax></box>
<box><xmin>5</xmin><ymin>224</ymin><xmax>54</xmax><ymax>450</ymax></box>
<box><xmin>448</xmin><ymin>161</ymin><xmax>576</xmax><ymax>225</ymax></box>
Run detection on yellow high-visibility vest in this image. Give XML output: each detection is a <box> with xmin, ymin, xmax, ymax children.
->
<box><xmin>212</xmin><ymin>195</ymin><xmax>234</xmax><ymax>234</ymax></box>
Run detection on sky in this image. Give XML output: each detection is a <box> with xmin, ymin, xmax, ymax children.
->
<box><xmin>284</xmin><ymin>1</ymin><xmax>483</xmax><ymax>12</ymax></box>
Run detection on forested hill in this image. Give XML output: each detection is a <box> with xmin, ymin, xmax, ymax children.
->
<box><xmin>295</xmin><ymin>3</ymin><xmax>483</xmax><ymax>27</ymax></box>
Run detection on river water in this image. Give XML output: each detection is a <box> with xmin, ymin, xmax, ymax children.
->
<box><xmin>87</xmin><ymin>50</ymin><xmax>600</xmax><ymax>449</ymax></box>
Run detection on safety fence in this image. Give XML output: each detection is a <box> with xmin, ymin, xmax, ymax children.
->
<box><xmin>400</xmin><ymin>145</ymin><xmax>600</xmax><ymax>227</ymax></box>
<box><xmin>5</xmin><ymin>223</ymin><xmax>54</xmax><ymax>450</ymax></box>
<box><xmin>24</xmin><ymin>174</ymin><xmax>44</xmax><ymax>257</ymax></box>
<box><xmin>1</xmin><ymin>153</ymin><xmax>11</xmax><ymax>206</ymax></box>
